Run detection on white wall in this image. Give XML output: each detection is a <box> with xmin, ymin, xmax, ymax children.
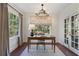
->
<box><xmin>22</xmin><ymin>12</ymin><xmax>31</xmax><ymax>42</ymax></box>
<box><xmin>22</xmin><ymin>12</ymin><xmax>59</xmax><ymax>42</ymax></box>
<box><xmin>58</xmin><ymin>4</ymin><xmax>79</xmax><ymax>55</ymax></box>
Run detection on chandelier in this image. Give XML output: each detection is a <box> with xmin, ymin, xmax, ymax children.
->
<box><xmin>35</xmin><ymin>4</ymin><xmax>49</xmax><ymax>17</ymax></box>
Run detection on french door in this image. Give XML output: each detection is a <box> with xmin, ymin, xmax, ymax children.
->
<box><xmin>64</xmin><ymin>17</ymin><xmax>71</xmax><ymax>48</ymax></box>
<box><xmin>64</xmin><ymin>14</ymin><xmax>79</xmax><ymax>55</ymax></box>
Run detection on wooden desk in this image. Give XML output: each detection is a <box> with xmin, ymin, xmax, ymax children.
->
<box><xmin>27</xmin><ymin>37</ymin><xmax>56</xmax><ymax>53</ymax></box>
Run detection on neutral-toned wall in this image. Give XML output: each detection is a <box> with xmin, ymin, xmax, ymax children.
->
<box><xmin>22</xmin><ymin>12</ymin><xmax>59</xmax><ymax>43</ymax></box>
<box><xmin>22</xmin><ymin>12</ymin><xmax>31</xmax><ymax>42</ymax></box>
<box><xmin>58</xmin><ymin>4</ymin><xmax>79</xmax><ymax>55</ymax></box>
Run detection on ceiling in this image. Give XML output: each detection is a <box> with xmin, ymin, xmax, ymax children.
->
<box><xmin>13</xmin><ymin>3</ymin><xmax>71</xmax><ymax>16</ymax></box>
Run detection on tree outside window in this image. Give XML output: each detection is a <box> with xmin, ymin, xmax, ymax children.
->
<box><xmin>33</xmin><ymin>25</ymin><xmax>50</xmax><ymax>36</ymax></box>
<box><xmin>8</xmin><ymin>13</ymin><xmax>19</xmax><ymax>37</ymax></box>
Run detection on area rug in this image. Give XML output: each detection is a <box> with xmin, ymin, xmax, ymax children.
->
<box><xmin>20</xmin><ymin>45</ymin><xmax>65</xmax><ymax>56</ymax></box>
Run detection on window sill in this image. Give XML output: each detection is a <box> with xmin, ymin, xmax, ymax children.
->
<box><xmin>9</xmin><ymin>35</ymin><xmax>19</xmax><ymax>40</ymax></box>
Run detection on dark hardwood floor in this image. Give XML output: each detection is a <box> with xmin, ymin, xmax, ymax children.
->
<box><xmin>10</xmin><ymin>42</ymin><xmax>78</xmax><ymax>56</ymax></box>
<box><xmin>10</xmin><ymin>43</ymin><xmax>27</xmax><ymax>56</ymax></box>
<box><xmin>57</xmin><ymin>43</ymin><xmax>78</xmax><ymax>56</ymax></box>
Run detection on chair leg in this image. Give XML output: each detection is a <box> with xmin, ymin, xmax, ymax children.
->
<box><xmin>44</xmin><ymin>43</ymin><xmax>45</xmax><ymax>50</ymax></box>
<box><xmin>36</xmin><ymin>44</ymin><xmax>38</xmax><ymax>50</ymax></box>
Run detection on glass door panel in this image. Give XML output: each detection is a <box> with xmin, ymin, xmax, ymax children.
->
<box><xmin>71</xmin><ymin>15</ymin><xmax>79</xmax><ymax>50</ymax></box>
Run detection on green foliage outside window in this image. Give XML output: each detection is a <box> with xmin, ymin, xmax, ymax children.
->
<box><xmin>33</xmin><ymin>25</ymin><xmax>50</xmax><ymax>34</ymax></box>
<box><xmin>8</xmin><ymin>13</ymin><xmax>19</xmax><ymax>37</ymax></box>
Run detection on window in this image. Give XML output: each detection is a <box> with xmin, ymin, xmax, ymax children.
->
<box><xmin>33</xmin><ymin>25</ymin><xmax>51</xmax><ymax>36</ymax></box>
<box><xmin>8</xmin><ymin>12</ymin><xmax>19</xmax><ymax>37</ymax></box>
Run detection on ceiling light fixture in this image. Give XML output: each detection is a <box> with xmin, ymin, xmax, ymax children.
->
<box><xmin>35</xmin><ymin>4</ymin><xmax>49</xmax><ymax>17</ymax></box>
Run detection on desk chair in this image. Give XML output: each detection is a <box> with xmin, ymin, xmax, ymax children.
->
<box><xmin>36</xmin><ymin>40</ymin><xmax>45</xmax><ymax>50</ymax></box>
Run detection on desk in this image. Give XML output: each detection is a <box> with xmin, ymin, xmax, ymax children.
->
<box><xmin>27</xmin><ymin>37</ymin><xmax>56</xmax><ymax>53</ymax></box>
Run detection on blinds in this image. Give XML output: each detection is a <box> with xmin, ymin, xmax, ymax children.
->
<box><xmin>30</xmin><ymin>16</ymin><xmax>52</xmax><ymax>25</ymax></box>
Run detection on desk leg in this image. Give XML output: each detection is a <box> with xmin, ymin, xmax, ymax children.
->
<box><xmin>54</xmin><ymin>39</ymin><xmax>55</xmax><ymax>53</ymax></box>
<box><xmin>52</xmin><ymin>40</ymin><xmax>53</xmax><ymax>49</ymax></box>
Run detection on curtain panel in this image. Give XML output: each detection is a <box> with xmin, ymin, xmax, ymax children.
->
<box><xmin>0</xmin><ymin>3</ymin><xmax>9</xmax><ymax>56</ymax></box>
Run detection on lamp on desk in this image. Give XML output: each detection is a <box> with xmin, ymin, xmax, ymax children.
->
<box><xmin>29</xmin><ymin>24</ymin><xmax>35</xmax><ymax>37</ymax></box>
<box><xmin>30</xmin><ymin>29</ymin><xmax>34</xmax><ymax>37</ymax></box>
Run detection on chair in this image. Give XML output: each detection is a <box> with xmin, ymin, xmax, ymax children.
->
<box><xmin>36</xmin><ymin>33</ymin><xmax>46</xmax><ymax>50</ymax></box>
<box><xmin>36</xmin><ymin>40</ymin><xmax>45</xmax><ymax>50</ymax></box>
